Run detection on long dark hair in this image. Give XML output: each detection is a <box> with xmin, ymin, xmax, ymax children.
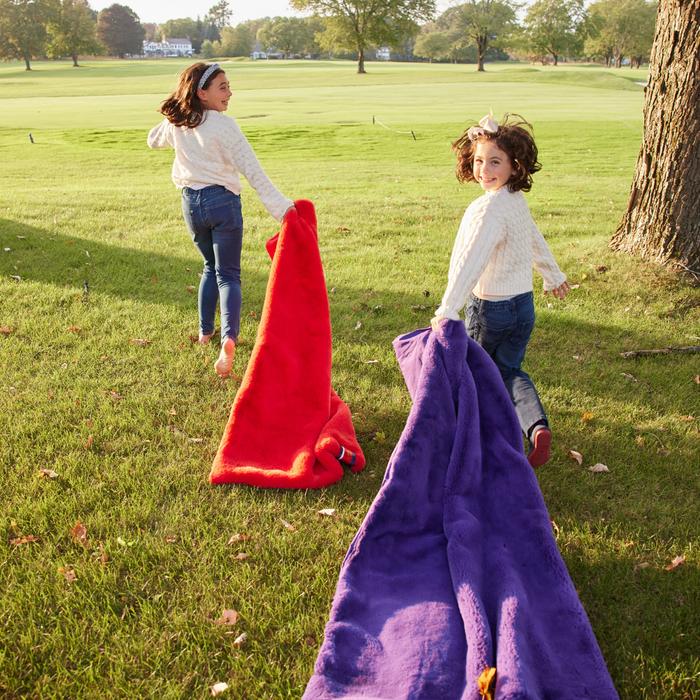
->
<box><xmin>452</xmin><ymin>114</ymin><xmax>541</xmax><ymax>193</ymax></box>
<box><xmin>159</xmin><ymin>62</ymin><xmax>225</xmax><ymax>128</ymax></box>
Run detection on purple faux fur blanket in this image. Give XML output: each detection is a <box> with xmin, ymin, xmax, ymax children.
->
<box><xmin>303</xmin><ymin>320</ymin><xmax>618</xmax><ymax>700</ymax></box>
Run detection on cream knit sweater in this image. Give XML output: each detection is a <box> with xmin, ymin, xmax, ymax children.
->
<box><xmin>435</xmin><ymin>188</ymin><xmax>567</xmax><ymax>321</ymax></box>
<box><xmin>147</xmin><ymin>110</ymin><xmax>294</xmax><ymax>222</ymax></box>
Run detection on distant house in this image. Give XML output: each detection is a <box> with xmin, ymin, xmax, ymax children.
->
<box><xmin>251</xmin><ymin>40</ymin><xmax>283</xmax><ymax>60</ymax></box>
<box><xmin>376</xmin><ymin>46</ymin><xmax>391</xmax><ymax>61</ymax></box>
<box><xmin>143</xmin><ymin>36</ymin><xmax>193</xmax><ymax>57</ymax></box>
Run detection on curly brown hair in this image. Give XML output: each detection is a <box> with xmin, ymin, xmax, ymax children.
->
<box><xmin>159</xmin><ymin>62</ymin><xmax>225</xmax><ymax>129</ymax></box>
<box><xmin>452</xmin><ymin>114</ymin><xmax>541</xmax><ymax>193</ymax></box>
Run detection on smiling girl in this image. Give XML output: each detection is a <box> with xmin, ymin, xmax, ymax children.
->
<box><xmin>431</xmin><ymin>114</ymin><xmax>570</xmax><ymax>468</ymax></box>
<box><xmin>148</xmin><ymin>62</ymin><xmax>295</xmax><ymax>377</ymax></box>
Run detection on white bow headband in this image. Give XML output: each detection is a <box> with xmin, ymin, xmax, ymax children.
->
<box><xmin>198</xmin><ymin>63</ymin><xmax>220</xmax><ymax>91</ymax></box>
<box><xmin>467</xmin><ymin>113</ymin><xmax>499</xmax><ymax>141</ymax></box>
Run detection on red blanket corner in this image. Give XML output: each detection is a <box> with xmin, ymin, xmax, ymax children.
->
<box><xmin>209</xmin><ymin>200</ymin><xmax>365</xmax><ymax>489</ymax></box>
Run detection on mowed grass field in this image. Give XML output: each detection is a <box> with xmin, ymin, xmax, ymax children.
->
<box><xmin>1</xmin><ymin>58</ymin><xmax>698</xmax><ymax>699</ymax></box>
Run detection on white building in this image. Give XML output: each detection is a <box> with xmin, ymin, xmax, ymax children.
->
<box><xmin>376</xmin><ymin>46</ymin><xmax>391</xmax><ymax>61</ymax></box>
<box><xmin>143</xmin><ymin>36</ymin><xmax>193</xmax><ymax>57</ymax></box>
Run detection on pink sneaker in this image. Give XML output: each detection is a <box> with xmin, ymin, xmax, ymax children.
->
<box><xmin>527</xmin><ymin>425</ymin><xmax>551</xmax><ymax>468</ymax></box>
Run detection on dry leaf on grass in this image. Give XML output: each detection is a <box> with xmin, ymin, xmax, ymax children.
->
<box><xmin>84</xmin><ymin>435</ymin><xmax>93</xmax><ymax>449</ymax></box>
<box><xmin>318</xmin><ymin>509</ymin><xmax>336</xmax><ymax>517</ymax></box>
<box><xmin>128</xmin><ymin>339</ymin><xmax>151</xmax><ymax>345</ymax></box>
<box><xmin>634</xmin><ymin>562</ymin><xmax>650</xmax><ymax>572</ymax></box>
<box><xmin>354</xmin><ymin>321</ymin><xmax>362</xmax><ymax>330</ymax></box>
<box><xmin>281</xmin><ymin>519</ymin><xmax>295</xmax><ymax>531</ymax></box>
<box><xmin>581</xmin><ymin>412</ymin><xmax>594</xmax><ymax>422</ymax></box>
<box><xmin>59</xmin><ymin>566</ymin><xmax>77</xmax><ymax>582</ymax></box>
<box><xmin>65</xmin><ymin>326</ymin><xmax>82</xmax><ymax>332</ymax></box>
<box><xmin>477</xmin><ymin>665</ymin><xmax>497</xmax><ymax>699</ymax></box>
<box><xmin>233</xmin><ymin>632</ymin><xmax>247</xmax><ymax>646</ymax></box>
<box><xmin>226</xmin><ymin>534</ymin><xmax>251</xmax><ymax>545</ymax></box>
<box><xmin>665</xmin><ymin>556</ymin><xmax>686</xmax><ymax>570</ymax></box>
<box><xmin>568</xmin><ymin>450</ymin><xmax>583</xmax><ymax>465</ymax></box>
<box><xmin>588</xmin><ymin>463</ymin><xmax>610</xmax><ymax>473</ymax></box>
<box><xmin>210</xmin><ymin>609</ymin><xmax>238</xmax><ymax>626</ymax></box>
<box><xmin>0</xmin><ymin>327</ymin><xmax>15</xmax><ymax>334</ymax></box>
<box><xmin>373</xmin><ymin>431</ymin><xmax>386</xmax><ymax>443</ymax></box>
<box><xmin>232</xmin><ymin>553</ymin><xmax>249</xmax><ymax>560</ymax></box>
<box><xmin>165</xmin><ymin>536</ymin><xmax>177</xmax><ymax>543</ymax></box>
<box><xmin>71</xmin><ymin>520</ymin><xmax>88</xmax><ymax>547</ymax></box>
<box><xmin>38</xmin><ymin>469</ymin><xmax>59</xmax><ymax>478</ymax></box>
<box><xmin>209</xmin><ymin>682</ymin><xmax>229</xmax><ymax>696</ymax></box>
<box><xmin>10</xmin><ymin>535</ymin><xmax>41</xmax><ymax>545</ymax></box>
<box><xmin>549</xmin><ymin>517</ymin><xmax>560</xmax><ymax>536</ymax></box>
<box><xmin>186</xmin><ymin>286</ymin><xmax>196</xmax><ymax>291</ymax></box>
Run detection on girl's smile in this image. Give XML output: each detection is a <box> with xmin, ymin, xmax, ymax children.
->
<box><xmin>473</xmin><ymin>141</ymin><xmax>517</xmax><ymax>192</ymax></box>
<box><xmin>198</xmin><ymin>73</ymin><xmax>232</xmax><ymax>113</ymax></box>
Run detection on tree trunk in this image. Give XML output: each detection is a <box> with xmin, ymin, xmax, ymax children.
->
<box><xmin>610</xmin><ymin>0</ymin><xmax>700</xmax><ymax>270</ymax></box>
<box><xmin>72</xmin><ymin>54</ymin><xmax>80</xmax><ymax>67</ymax></box>
<box><xmin>551</xmin><ymin>52</ymin><xmax>558</xmax><ymax>66</ymax></box>
<box><xmin>24</xmin><ymin>56</ymin><xmax>31</xmax><ymax>70</ymax></box>
<box><xmin>357</xmin><ymin>47</ymin><xmax>365</xmax><ymax>74</ymax></box>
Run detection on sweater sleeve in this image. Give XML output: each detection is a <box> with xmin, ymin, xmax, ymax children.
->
<box><xmin>435</xmin><ymin>198</ymin><xmax>505</xmax><ymax>320</ymax></box>
<box><xmin>531</xmin><ymin>219</ymin><xmax>567</xmax><ymax>291</ymax></box>
<box><xmin>224</xmin><ymin>118</ymin><xmax>294</xmax><ymax>222</ymax></box>
<box><xmin>147</xmin><ymin>120</ymin><xmax>174</xmax><ymax>149</ymax></box>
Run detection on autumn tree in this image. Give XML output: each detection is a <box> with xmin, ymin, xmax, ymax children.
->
<box><xmin>45</xmin><ymin>0</ymin><xmax>103</xmax><ymax>66</ymax></box>
<box><xmin>611</xmin><ymin>0</ymin><xmax>700</xmax><ymax>270</ymax></box>
<box><xmin>0</xmin><ymin>0</ymin><xmax>53</xmax><ymax>70</ymax></box>
<box><xmin>97</xmin><ymin>3</ymin><xmax>145</xmax><ymax>57</ymax></box>
<box><xmin>452</xmin><ymin>0</ymin><xmax>518</xmax><ymax>71</ymax></box>
<box><xmin>290</xmin><ymin>0</ymin><xmax>435</xmax><ymax>73</ymax></box>
<box><xmin>524</xmin><ymin>0</ymin><xmax>587</xmax><ymax>65</ymax></box>
<box><xmin>205</xmin><ymin>1</ymin><xmax>232</xmax><ymax>29</ymax></box>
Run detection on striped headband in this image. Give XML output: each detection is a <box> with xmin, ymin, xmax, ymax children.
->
<box><xmin>197</xmin><ymin>63</ymin><xmax>220</xmax><ymax>91</ymax></box>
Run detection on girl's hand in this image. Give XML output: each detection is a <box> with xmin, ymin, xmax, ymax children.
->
<box><xmin>545</xmin><ymin>280</ymin><xmax>570</xmax><ymax>300</ymax></box>
<box><xmin>283</xmin><ymin>206</ymin><xmax>297</xmax><ymax>220</ymax></box>
<box><xmin>431</xmin><ymin>316</ymin><xmax>447</xmax><ymax>332</ymax></box>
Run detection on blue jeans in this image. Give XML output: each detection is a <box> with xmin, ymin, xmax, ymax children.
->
<box><xmin>181</xmin><ymin>185</ymin><xmax>243</xmax><ymax>344</ymax></box>
<box><xmin>466</xmin><ymin>292</ymin><xmax>547</xmax><ymax>438</ymax></box>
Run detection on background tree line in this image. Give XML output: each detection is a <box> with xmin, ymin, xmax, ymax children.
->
<box><xmin>0</xmin><ymin>0</ymin><xmax>656</xmax><ymax>73</ymax></box>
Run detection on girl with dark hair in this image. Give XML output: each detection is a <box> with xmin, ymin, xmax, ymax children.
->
<box><xmin>148</xmin><ymin>62</ymin><xmax>295</xmax><ymax>377</ymax></box>
<box><xmin>431</xmin><ymin>114</ymin><xmax>570</xmax><ymax>468</ymax></box>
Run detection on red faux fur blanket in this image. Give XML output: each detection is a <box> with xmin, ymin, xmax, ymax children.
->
<box><xmin>210</xmin><ymin>200</ymin><xmax>365</xmax><ymax>489</ymax></box>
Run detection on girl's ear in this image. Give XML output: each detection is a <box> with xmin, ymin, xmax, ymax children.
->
<box><xmin>197</xmin><ymin>89</ymin><xmax>208</xmax><ymax>104</ymax></box>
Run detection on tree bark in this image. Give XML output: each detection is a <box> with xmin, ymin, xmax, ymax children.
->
<box><xmin>357</xmin><ymin>46</ymin><xmax>365</xmax><ymax>74</ymax></box>
<box><xmin>610</xmin><ymin>0</ymin><xmax>700</xmax><ymax>271</ymax></box>
<box><xmin>72</xmin><ymin>54</ymin><xmax>80</xmax><ymax>67</ymax></box>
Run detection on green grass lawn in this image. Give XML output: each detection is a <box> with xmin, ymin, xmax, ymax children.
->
<box><xmin>1</xmin><ymin>58</ymin><xmax>698</xmax><ymax>699</ymax></box>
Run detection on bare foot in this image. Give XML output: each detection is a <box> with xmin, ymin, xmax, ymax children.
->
<box><xmin>214</xmin><ymin>337</ymin><xmax>236</xmax><ymax>377</ymax></box>
<box><xmin>199</xmin><ymin>332</ymin><xmax>215</xmax><ymax>345</ymax></box>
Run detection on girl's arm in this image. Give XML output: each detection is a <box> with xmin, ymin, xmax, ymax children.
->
<box><xmin>434</xmin><ymin>203</ymin><xmax>504</xmax><ymax>321</ymax></box>
<box><xmin>147</xmin><ymin>120</ymin><xmax>174</xmax><ymax>149</ymax></box>
<box><xmin>225</xmin><ymin>120</ymin><xmax>294</xmax><ymax>222</ymax></box>
<box><xmin>531</xmin><ymin>220</ymin><xmax>568</xmax><ymax>292</ymax></box>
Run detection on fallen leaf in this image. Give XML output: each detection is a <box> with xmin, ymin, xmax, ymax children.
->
<box><xmin>209</xmin><ymin>682</ymin><xmax>229</xmax><ymax>696</ymax></box>
<box><xmin>38</xmin><ymin>469</ymin><xmax>59</xmax><ymax>478</ymax></box>
<box><xmin>71</xmin><ymin>520</ymin><xmax>88</xmax><ymax>547</ymax></box>
<box><xmin>251</xmin><ymin>311</ymin><xmax>257</xmax><ymax>318</ymax></box>
<box><xmin>570</xmin><ymin>284</ymin><xmax>580</xmax><ymax>289</ymax></box>
<box><xmin>165</xmin><ymin>536</ymin><xmax>177</xmax><ymax>543</ymax></box>
<box><xmin>568</xmin><ymin>450</ymin><xmax>583</xmax><ymax>465</ymax></box>
<box><xmin>337</xmin><ymin>226</ymin><xmax>350</xmax><ymax>232</ymax></box>
<box><xmin>59</xmin><ymin>566</ymin><xmax>77</xmax><ymax>582</ymax></box>
<box><xmin>210</xmin><ymin>609</ymin><xmax>238</xmax><ymax>626</ymax></box>
<box><xmin>226</xmin><ymin>534</ymin><xmax>252</xmax><ymax>545</ymax></box>
<box><xmin>233</xmin><ymin>632</ymin><xmax>247</xmax><ymax>646</ymax></box>
<box><xmin>186</xmin><ymin>285</ymin><xmax>196</xmax><ymax>291</ymax></box>
<box><xmin>1</xmin><ymin>327</ymin><xmax>15</xmax><ymax>334</ymax></box>
<box><xmin>549</xmin><ymin>517</ymin><xmax>560</xmax><ymax>536</ymax></box>
<box><xmin>150</xmin><ymin>277</ymin><xmax>158</xmax><ymax>282</ymax></box>
<box><xmin>665</xmin><ymin>556</ymin><xmax>686</xmax><ymax>570</ymax></box>
<box><xmin>85</xmin><ymin>419</ymin><xmax>94</xmax><ymax>428</ymax></box>
<box><xmin>477</xmin><ymin>665</ymin><xmax>497</xmax><ymax>699</ymax></box>
<box><xmin>622</xmin><ymin>372</ymin><xmax>638</xmax><ymax>382</ymax></box>
<box><xmin>588</xmin><ymin>463</ymin><xmax>610</xmax><ymax>473</ymax></box>
<box><xmin>354</xmin><ymin>321</ymin><xmax>362</xmax><ymax>330</ymax></box>
<box><xmin>109</xmin><ymin>390</ymin><xmax>124</xmax><ymax>399</ymax></box>
<box><xmin>168</xmin><ymin>408</ymin><xmax>177</xmax><ymax>416</ymax></box>
<box><xmin>694</xmin><ymin>374</ymin><xmax>700</xmax><ymax>384</ymax></box>
<box><xmin>595</xmin><ymin>266</ymin><xmax>607</xmax><ymax>273</ymax></box>
<box><xmin>65</xmin><ymin>326</ymin><xmax>82</xmax><ymax>332</ymax></box>
<box><xmin>100</xmin><ymin>552</ymin><xmax>109</xmax><ymax>566</ymax></box>
<box><xmin>281</xmin><ymin>519</ymin><xmax>295</xmax><ymax>531</ymax></box>
<box><xmin>361</xmin><ymin>359</ymin><xmax>379</xmax><ymax>364</ymax></box>
<box><xmin>128</xmin><ymin>339</ymin><xmax>151</xmax><ymax>345</ymax></box>
<box><xmin>318</xmin><ymin>509</ymin><xmax>336</xmax><ymax>517</ymax></box>
<box><xmin>232</xmin><ymin>553</ymin><xmax>249</xmax><ymax>560</ymax></box>
<box><xmin>10</xmin><ymin>535</ymin><xmax>41</xmax><ymax>545</ymax></box>
<box><xmin>581</xmin><ymin>412</ymin><xmax>594</xmax><ymax>422</ymax></box>
<box><xmin>373</xmin><ymin>431</ymin><xmax>386</xmax><ymax>443</ymax></box>
<box><xmin>681</xmin><ymin>415</ymin><xmax>695</xmax><ymax>421</ymax></box>
<box><xmin>85</xmin><ymin>435</ymin><xmax>93</xmax><ymax>449</ymax></box>
<box><xmin>634</xmin><ymin>562</ymin><xmax>650</xmax><ymax>572</ymax></box>
<box><xmin>581</xmin><ymin>273</ymin><xmax>588</xmax><ymax>280</ymax></box>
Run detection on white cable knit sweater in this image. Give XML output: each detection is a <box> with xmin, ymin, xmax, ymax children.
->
<box><xmin>435</xmin><ymin>187</ymin><xmax>567</xmax><ymax>321</ymax></box>
<box><xmin>147</xmin><ymin>110</ymin><xmax>294</xmax><ymax>222</ymax></box>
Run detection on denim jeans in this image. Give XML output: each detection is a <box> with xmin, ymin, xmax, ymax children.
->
<box><xmin>181</xmin><ymin>185</ymin><xmax>243</xmax><ymax>344</ymax></box>
<box><xmin>466</xmin><ymin>292</ymin><xmax>547</xmax><ymax>438</ymax></box>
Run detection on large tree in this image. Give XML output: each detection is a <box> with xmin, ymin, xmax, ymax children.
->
<box><xmin>205</xmin><ymin>1</ymin><xmax>232</xmax><ymax>29</ymax></box>
<box><xmin>220</xmin><ymin>24</ymin><xmax>254</xmax><ymax>57</ymax></box>
<box><xmin>45</xmin><ymin>0</ymin><xmax>103</xmax><ymax>66</ymax></box>
<box><xmin>290</xmin><ymin>0</ymin><xmax>435</xmax><ymax>73</ymax></box>
<box><xmin>610</xmin><ymin>1</ymin><xmax>700</xmax><ymax>270</ymax></box>
<box><xmin>453</xmin><ymin>0</ymin><xmax>518</xmax><ymax>71</ymax></box>
<box><xmin>0</xmin><ymin>0</ymin><xmax>53</xmax><ymax>70</ymax></box>
<box><xmin>258</xmin><ymin>16</ymin><xmax>311</xmax><ymax>57</ymax></box>
<box><xmin>413</xmin><ymin>30</ymin><xmax>450</xmax><ymax>62</ymax></box>
<box><xmin>97</xmin><ymin>3</ymin><xmax>144</xmax><ymax>57</ymax></box>
<box><xmin>524</xmin><ymin>0</ymin><xmax>587</xmax><ymax>65</ymax></box>
<box><xmin>159</xmin><ymin>17</ymin><xmax>203</xmax><ymax>51</ymax></box>
<box><xmin>626</xmin><ymin>0</ymin><xmax>656</xmax><ymax>68</ymax></box>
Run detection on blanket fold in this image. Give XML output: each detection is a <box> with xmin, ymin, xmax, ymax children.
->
<box><xmin>303</xmin><ymin>320</ymin><xmax>618</xmax><ymax>699</ymax></box>
<box><xmin>210</xmin><ymin>199</ymin><xmax>364</xmax><ymax>489</ymax></box>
